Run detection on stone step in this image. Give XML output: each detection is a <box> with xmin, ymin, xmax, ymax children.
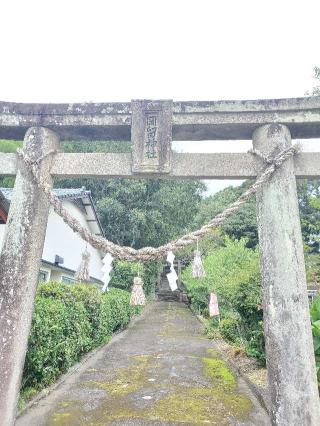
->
<box><xmin>157</xmin><ymin>295</ymin><xmax>179</xmax><ymax>302</ymax></box>
<box><xmin>156</xmin><ymin>290</ymin><xmax>189</xmax><ymax>304</ymax></box>
<box><xmin>156</xmin><ymin>273</ymin><xmax>189</xmax><ymax>303</ymax></box>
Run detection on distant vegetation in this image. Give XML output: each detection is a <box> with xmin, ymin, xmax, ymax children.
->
<box><xmin>0</xmin><ymin>139</ymin><xmax>22</xmax><ymax>152</ymax></box>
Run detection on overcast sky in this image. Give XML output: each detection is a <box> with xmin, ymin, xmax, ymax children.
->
<box><xmin>1</xmin><ymin>0</ymin><xmax>320</xmax><ymax>194</ymax></box>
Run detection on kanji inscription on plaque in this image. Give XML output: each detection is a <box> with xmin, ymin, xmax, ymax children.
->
<box><xmin>131</xmin><ymin>99</ymin><xmax>172</xmax><ymax>174</ymax></box>
<box><xmin>146</xmin><ymin>114</ymin><xmax>158</xmax><ymax>159</ymax></box>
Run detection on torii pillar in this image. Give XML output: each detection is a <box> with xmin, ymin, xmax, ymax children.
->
<box><xmin>253</xmin><ymin>124</ymin><xmax>320</xmax><ymax>425</ymax></box>
<box><xmin>0</xmin><ymin>127</ymin><xmax>59</xmax><ymax>426</ymax></box>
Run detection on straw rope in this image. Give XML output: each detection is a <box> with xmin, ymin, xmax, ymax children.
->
<box><xmin>17</xmin><ymin>145</ymin><xmax>299</xmax><ymax>261</ymax></box>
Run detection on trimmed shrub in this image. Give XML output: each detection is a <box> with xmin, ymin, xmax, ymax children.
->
<box><xmin>100</xmin><ymin>288</ymin><xmax>132</xmax><ymax>333</ymax></box>
<box><xmin>22</xmin><ymin>295</ymin><xmax>91</xmax><ymax>389</ymax></box>
<box><xmin>22</xmin><ymin>282</ymin><xmax>135</xmax><ymax>392</ymax></box>
<box><xmin>310</xmin><ymin>295</ymin><xmax>320</xmax><ymax>387</ymax></box>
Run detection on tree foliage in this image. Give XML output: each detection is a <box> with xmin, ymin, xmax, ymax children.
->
<box><xmin>192</xmin><ymin>181</ymin><xmax>257</xmax><ymax>248</ymax></box>
<box><xmin>96</xmin><ymin>179</ymin><xmax>205</xmax><ymax>248</ymax></box>
<box><xmin>55</xmin><ymin>141</ymin><xmax>206</xmax><ymax>249</ymax></box>
<box><xmin>298</xmin><ymin>180</ymin><xmax>320</xmax><ymax>252</ymax></box>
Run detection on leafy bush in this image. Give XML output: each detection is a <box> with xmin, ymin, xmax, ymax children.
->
<box><xmin>219</xmin><ymin>318</ymin><xmax>240</xmax><ymax>344</ymax></box>
<box><xmin>182</xmin><ymin>237</ymin><xmax>260</xmax><ymax>314</ymax></box>
<box><xmin>245</xmin><ymin>322</ymin><xmax>265</xmax><ymax>361</ymax></box>
<box><xmin>109</xmin><ymin>260</ymin><xmax>140</xmax><ymax>291</ymax></box>
<box><xmin>22</xmin><ymin>282</ymin><xmax>135</xmax><ymax>392</ymax></box>
<box><xmin>101</xmin><ymin>288</ymin><xmax>133</xmax><ymax>331</ymax></box>
<box><xmin>230</xmin><ymin>273</ymin><xmax>265</xmax><ymax>362</ymax></box>
<box><xmin>110</xmin><ymin>260</ymin><xmax>161</xmax><ymax>295</ymax></box>
<box><xmin>310</xmin><ymin>295</ymin><xmax>320</xmax><ymax>385</ymax></box>
<box><xmin>182</xmin><ymin>237</ymin><xmax>265</xmax><ymax>361</ymax></box>
<box><xmin>142</xmin><ymin>261</ymin><xmax>162</xmax><ymax>295</ymax></box>
<box><xmin>204</xmin><ymin>318</ymin><xmax>221</xmax><ymax>339</ymax></box>
<box><xmin>22</xmin><ymin>295</ymin><xmax>91</xmax><ymax>389</ymax></box>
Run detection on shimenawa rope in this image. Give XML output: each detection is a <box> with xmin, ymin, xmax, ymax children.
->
<box><xmin>16</xmin><ymin>145</ymin><xmax>299</xmax><ymax>261</ymax></box>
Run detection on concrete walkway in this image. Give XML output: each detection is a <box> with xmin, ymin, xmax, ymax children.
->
<box><xmin>17</xmin><ymin>302</ymin><xmax>270</xmax><ymax>426</ymax></box>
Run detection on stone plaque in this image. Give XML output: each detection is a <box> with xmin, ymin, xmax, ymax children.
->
<box><xmin>131</xmin><ymin>99</ymin><xmax>172</xmax><ymax>174</ymax></box>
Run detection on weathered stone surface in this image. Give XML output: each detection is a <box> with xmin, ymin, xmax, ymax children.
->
<box><xmin>1</xmin><ymin>96</ymin><xmax>320</xmax><ymax>140</ymax></box>
<box><xmin>2</xmin><ymin>151</ymin><xmax>320</xmax><ymax>179</ymax></box>
<box><xmin>131</xmin><ymin>100</ymin><xmax>172</xmax><ymax>174</ymax></box>
<box><xmin>253</xmin><ymin>124</ymin><xmax>320</xmax><ymax>426</ymax></box>
<box><xmin>0</xmin><ymin>127</ymin><xmax>59</xmax><ymax>426</ymax></box>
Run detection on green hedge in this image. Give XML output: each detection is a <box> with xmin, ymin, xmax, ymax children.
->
<box><xmin>310</xmin><ymin>295</ymin><xmax>320</xmax><ymax>387</ymax></box>
<box><xmin>22</xmin><ymin>283</ymin><xmax>135</xmax><ymax>392</ymax></box>
<box><xmin>109</xmin><ymin>260</ymin><xmax>161</xmax><ymax>295</ymax></box>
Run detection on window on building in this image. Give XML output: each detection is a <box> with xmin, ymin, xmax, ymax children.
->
<box><xmin>38</xmin><ymin>270</ymin><xmax>48</xmax><ymax>282</ymax></box>
<box><xmin>61</xmin><ymin>276</ymin><xmax>77</xmax><ymax>285</ymax></box>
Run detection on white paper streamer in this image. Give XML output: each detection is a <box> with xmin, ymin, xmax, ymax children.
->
<box><xmin>166</xmin><ymin>251</ymin><xmax>178</xmax><ymax>291</ymax></box>
<box><xmin>101</xmin><ymin>253</ymin><xmax>113</xmax><ymax>293</ymax></box>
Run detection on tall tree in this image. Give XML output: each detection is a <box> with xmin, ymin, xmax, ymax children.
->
<box><xmin>56</xmin><ymin>140</ymin><xmax>206</xmax><ymax>248</ymax></box>
<box><xmin>192</xmin><ymin>181</ymin><xmax>258</xmax><ymax>248</ymax></box>
<box><xmin>297</xmin><ymin>180</ymin><xmax>320</xmax><ymax>253</ymax></box>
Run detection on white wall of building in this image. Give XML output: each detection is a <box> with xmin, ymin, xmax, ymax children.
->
<box><xmin>42</xmin><ymin>201</ymin><xmax>103</xmax><ymax>281</ymax></box>
<box><xmin>0</xmin><ymin>200</ymin><xmax>104</xmax><ymax>282</ymax></box>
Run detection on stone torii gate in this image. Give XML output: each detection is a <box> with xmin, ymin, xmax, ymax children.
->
<box><xmin>1</xmin><ymin>97</ymin><xmax>320</xmax><ymax>425</ymax></box>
